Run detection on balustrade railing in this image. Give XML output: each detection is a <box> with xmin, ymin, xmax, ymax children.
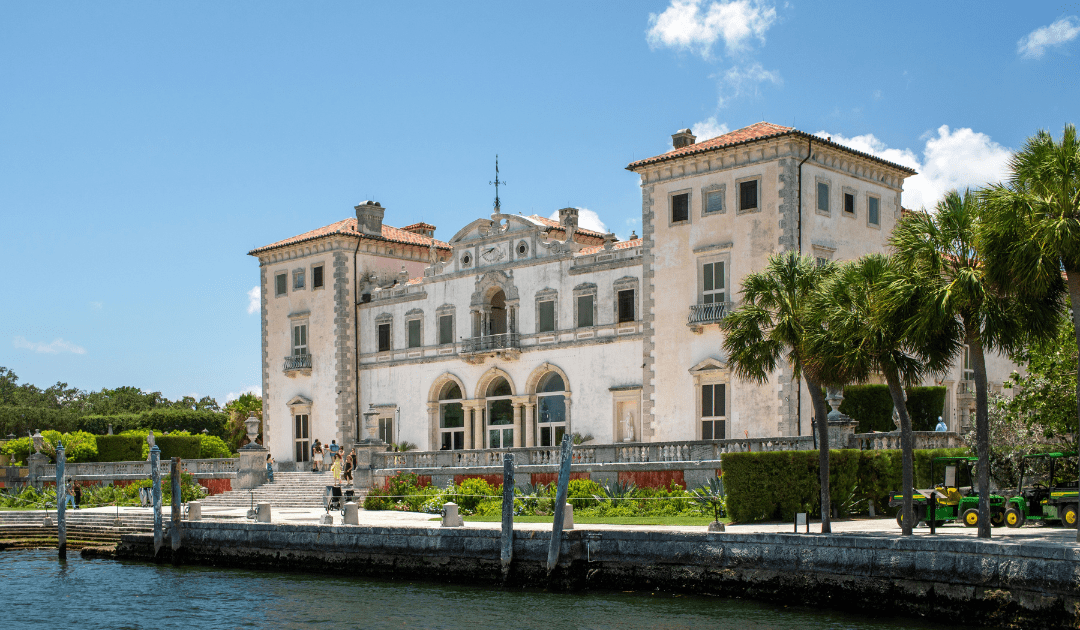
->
<box><xmin>849</xmin><ymin>431</ymin><xmax>962</xmax><ymax>451</ymax></box>
<box><xmin>461</xmin><ymin>332</ymin><xmax>520</xmax><ymax>354</ymax></box>
<box><xmin>40</xmin><ymin>457</ymin><xmax>239</xmax><ymax>479</ymax></box>
<box><xmin>687</xmin><ymin>302</ymin><xmax>734</xmax><ymax>326</ymax></box>
<box><xmin>283</xmin><ymin>354</ymin><xmax>312</xmax><ymax>371</ymax></box>
<box><xmin>370</xmin><ymin>437</ymin><xmax>815</xmax><ymax>470</ymax></box>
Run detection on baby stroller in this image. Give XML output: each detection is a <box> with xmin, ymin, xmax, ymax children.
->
<box><xmin>325</xmin><ymin>485</ymin><xmax>343</xmax><ymax>513</ymax></box>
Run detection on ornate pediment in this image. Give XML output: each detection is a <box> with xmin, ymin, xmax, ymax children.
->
<box><xmin>287</xmin><ymin>395</ymin><xmax>313</xmax><ymax>408</ymax></box>
<box><xmin>688</xmin><ymin>357</ymin><xmax>728</xmax><ymax>374</ymax></box>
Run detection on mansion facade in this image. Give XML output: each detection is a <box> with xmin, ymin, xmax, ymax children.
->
<box><xmin>250</xmin><ymin>122</ymin><xmax>1017</xmax><ymax>467</ymax></box>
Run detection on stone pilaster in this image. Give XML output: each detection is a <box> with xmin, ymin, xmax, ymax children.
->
<box><xmin>333</xmin><ymin>249</ymin><xmax>357</xmax><ymax>445</ymax></box>
<box><xmin>640</xmin><ymin>183</ymin><xmax>657</xmax><ymax>440</ymax></box>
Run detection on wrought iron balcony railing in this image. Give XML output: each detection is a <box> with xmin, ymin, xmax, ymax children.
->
<box><xmin>687</xmin><ymin>302</ymin><xmax>734</xmax><ymax>326</ymax></box>
<box><xmin>461</xmin><ymin>332</ymin><xmax>520</xmax><ymax>354</ymax></box>
<box><xmin>283</xmin><ymin>354</ymin><xmax>312</xmax><ymax>371</ymax></box>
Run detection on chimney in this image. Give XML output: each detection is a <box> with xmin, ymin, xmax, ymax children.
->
<box><xmin>354</xmin><ymin>201</ymin><xmax>385</xmax><ymax>237</ymax></box>
<box><xmin>672</xmin><ymin>128</ymin><xmax>696</xmax><ymax>149</ymax></box>
<box><xmin>558</xmin><ymin>207</ymin><xmax>579</xmax><ymax>233</ymax></box>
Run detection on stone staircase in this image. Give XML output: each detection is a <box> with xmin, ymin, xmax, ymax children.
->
<box><xmin>197</xmin><ymin>471</ymin><xmax>360</xmax><ymax>509</ymax></box>
<box><xmin>0</xmin><ymin>511</ymin><xmax>155</xmax><ymax>550</ymax></box>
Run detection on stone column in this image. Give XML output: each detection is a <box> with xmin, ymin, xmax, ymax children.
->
<box><xmin>512</xmin><ymin>401</ymin><xmax>523</xmax><ymax>448</ymax></box>
<box><xmin>564</xmin><ymin>395</ymin><xmax>573</xmax><ymax>437</ymax></box>
<box><xmin>524</xmin><ymin>402</ymin><xmax>535</xmax><ymax>447</ymax></box>
<box><xmin>427</xmin><ymin>403</ymin><xmax>439</xmax><ymax>451</ymax></box>
<box><xmin>463</xmin><ymin>403</ymin><xmax>476</xmax><ymax>450</ymax></box>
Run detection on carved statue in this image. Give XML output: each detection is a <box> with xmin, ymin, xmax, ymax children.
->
<box><xmin>622</xmin><ymin>411</ymin><xmax>635</xmax><ymax>442</ymax></box>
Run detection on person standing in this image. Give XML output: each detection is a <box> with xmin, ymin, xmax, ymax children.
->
<box><xmin>330</xmin><ymin>454</ymin><xmax>342</xmax><ymax>486</ymax></box>
<box><xmin>322</xmin><ymin>443</ymin><xmax>332</xmax><ymax>473</ymax></box>
<box><xmin>312</xmin><ymin>440</ymin><xmax>322</xmax><ymax>472</ymax></box>
<box><xmin>73</xmin><ymin>481</ymin><xmax>83</xmax><ymax>510</ymax></box>
<box><xmin>266</xmin><ymin>454</ymin><xmax>275</xmax><ymax>483</ymax></box>
<box><xmin>64</xmin><ymin>479</ymin><xmax>75</xmax><ymax>509</ymax></box>
<box><xmin>342</xmin><ymin>455</ymin><xmax>353</xmax><ymax>486</ymax></box>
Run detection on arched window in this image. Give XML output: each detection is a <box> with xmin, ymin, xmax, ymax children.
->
<box><xmin>536</xmin><ymin>372</ymin><xmax>566</xmax><ymax>447</ymax></box>
<box><xmin>439</xmin><ymin>383</ymin><xmax>465</xmax><ymax>450</ymax></box>
<box><xmin>486</xmin><ymin>377</ymin><xmax>514</xmax><ymax>448</ymax></box>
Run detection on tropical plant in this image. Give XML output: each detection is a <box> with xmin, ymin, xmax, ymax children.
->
<box><xmin>570</xmin><ymin>432</ymin><xmax>594</xmax><ymax>445</ymax></box>
<box><xmin>891</xmin><ymin>189</ymin><xmax>1059</xmax><ymax>538</ymax></box>
<box><xmin>593</xmin><ymin>479</ymin><xmax>638</xmax><ymax>507</ymax></box>
<box><xmin>223</xmin><ymin>393</ymin><xmax>263</xmax><ymax>451</ymax></box>
<box><xmin>690</xmin><ymin>475</ymin><xmax>726</xmax><ymax>523</ymax></box>
<box><xmin>722</xmin><ymin>252</ymin><xmax>840</xmax><ymax>532</ymax></box>
<box><xmin>392</xmin><ymin>441</ymin><xmax>417</xmax><ymax>452</ymax></box>
<box><xmin>808</xmin><ymin>254</ymin><xmax>960</xmax><ymax>535</ymax></box>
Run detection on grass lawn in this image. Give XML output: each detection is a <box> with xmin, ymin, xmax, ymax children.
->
<box><xmin>429</xmin><ymin>515</ymin><xmax>730</xmax><ymax>526</ymax></box>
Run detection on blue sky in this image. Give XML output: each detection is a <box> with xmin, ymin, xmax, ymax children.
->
<box><xmin>1</xmin><ymin>1</ymin><xmax>1077</xmax><ymax>403</ymax></box>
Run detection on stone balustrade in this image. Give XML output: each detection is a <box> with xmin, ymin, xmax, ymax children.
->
<box><xmin>849</xmin><ymin>431</ymin><xmax>963</xmax><ymax>451</ymax></box>
<box><xmin>37</xmin><ymin>458</ymin><xmax>239</xmax><ymax>482</ymax></box>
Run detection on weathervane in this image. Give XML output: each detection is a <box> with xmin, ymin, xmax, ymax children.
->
<box><xmin>490</xmin><ymin>155</ymin><xmax>506</xmax><ymax>213</ymax></box>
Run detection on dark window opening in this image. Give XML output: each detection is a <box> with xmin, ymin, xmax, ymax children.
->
<box><xmin>671</xmin><ymin>193</ymin><xmax>689</xmax><ymax>223</ymax></box>
<box><xmin>312</xmin><ymin>266</ymin><xmax>324</xmax><ymax>288</ymax></box>
<box><xmin>275</xmin><ymin>273</ymin><xmax>287</xmax><ymax>296</ymax></box>
<box><xmin>739</xmin><ymin>180</ymin><xmax>758</xmax><ymax>211</ymax></box>
<box><xmin>377</xmin><ymin>323</ymin><xmax>391</xmax><ymax>352</ymax></box>
<box><xmin>538</xmin><ymin>300</ymin><xmax>555</xmax><ymax>332</ymax></box>
<box><xmin>844</xmin><ymin>193</ymin><xmax>855</xmax><ymax>215</ymax></box>
<box><xmin>439</xmin><ymin>315</ymin><xmax>453</xmax><ymax>345</ymax></box>
<box><xmin>817</xmin><ymin>182</ymin><xmax>829</xmax><ymax>213</ymax></box>
<box><xmin>577</xmin><ymin>295</ymin><xmax>594</xmax><ymax>328</ymax></box>
<box><xmin>617</xmin><ymin>289</ymin><xmax>635</xmax><ymax>323</ymax></box>
<box><xmin>407</xmin><ymin>319</ymin><xmax>421</xmax><ymax>348</ymax></box>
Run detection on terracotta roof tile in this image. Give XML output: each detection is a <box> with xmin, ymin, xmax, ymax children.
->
<box><xmin>524</xmin><ymin>215</ymin><xmax>607</xmax><ymax>245</ymax></box>
<box><xmin>249</xmin><ymin>218</ymin><xmax>450</xmax><ymax>255</ymax></box>
<box><xmin>627</xmin><ymin>121</ymin><xmax>917</xmax><ymax>175</ymax></box>
<box><xmin>577</xmin><ymin>238</ymin><xmax>643</xmax><ymax>255</ymax></box>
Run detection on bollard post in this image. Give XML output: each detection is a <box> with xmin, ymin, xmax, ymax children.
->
<box><xmin>500</xmin><ymin>453</ymin><xmax>514</xmax><ymax>571</ymax></box>
<box><xmin>170</xmin><ymin>457</ymin><xmax>182</xmax><ymax>552</ymax></box>
<box><xmin>929</xmin><ymin>491</ymin><xmax>937</xmax><ymax>535</ymax></box>
<box><xmin>546</xmin><ymin>434</ymin><xmax>574</xmax><ymax>574</ymax></box>
<box><xmin>151</xmin><ymin>441</ymin><xmax>162</xmax><ymax>557</ymax></box>
<box><xmin>56</xmin><ymin>443</ymin><xmax>66</xmax><ymax>559</ymax></box>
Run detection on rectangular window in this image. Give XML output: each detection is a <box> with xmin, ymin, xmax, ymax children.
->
<box><xmin>817</xmin><ymin>182</ymin><xmax>830</xmax><ymax>213</ymax></box>
<box><xmin>292</xmin><ymin>324</ymin><xmax>307</xmax><ymax>356</ymax></box>
<box><xmin>293</xmin><ymin>269</ymin><xmax>305</xmax><ymax>290</ymax></box>
<box><xmin>815</xmin><ymin>257</ymin><xmax>828</xmax><ymax>267</ymax></box>
<box><xmin>671</xmin><ymin>193</ymin><xmax>689</xmax><ymax>223</ymax></box>
<box><xmin>617</xmin><ymin>289</ymin><xmax>635</xmax><ymax>323</ymax></box>
<box><xmin>439</xmin><ymin>315</ymin><xmax>453</xmax><ymax>345</ymax></box>
<box><xmin>701</xmin><ymin>383</ymin><xmax>726</xmax><ymax>440</ymax></box>
<box><xmin>275</xmin><ymin>273</ymin><xmax>287</xmax><ymax>297</ymax></box>
<box><xmin>868</xmin><ymin>196</ymin><xmax>880</xmax><ymax>226</ymax></box>
<box><xmin>739</xmin><ymin>180</ymin><xmax>758</xmax><ymax>212</ymax></box>
<box><xmin>407</xmin><ymin>319</ymin><xmax>421</xmax><ymax>348</ymax></box>
<box><xmin>704</xmin><ymin>190</ymin><xmax>723</xmax><ymax>215</ymax></box>
<box><xmin>702</xmin><ymin>261</ymin><xmax>725</xmax><ymax>304</ymax></box>
<box><xmin>312</xmin><ymin>265</ymin><xmax>324</xmax><ymax>289</ymax></box>
<box><xmin>377</xmin><ymin>323</ymin><xmax>391</xmax><ymax>352</ymax></box>
<box><xmin>577</xmin><ymin>295</ymin><xmax>594</xmax><ymax>328</ymax></box>
<box><xmin>844</xmin><ymin>193</ymin><xmax>855</xmax><ymax>215</ymax></box>
<box><xmin>378</xmin><ymin>417</ymin><xmax>393</xmax><ymax>444</ymax></box>
<box><xmin>962</xmin><ymin>345</ymin><xmax>974</xmax><ymax>381</ymax></box>
<box><xmin>538</xmin><ymin>300</ymin><xmax>555</xmax><ymax>332</ymax></box>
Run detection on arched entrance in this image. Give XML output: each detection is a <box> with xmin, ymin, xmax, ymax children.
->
<box><xmin>489</xmin><ymin>289</ymin><xmax>507</xmax><ymax>335</ymax></box>
<box><xmin>439</xmin><ymin>382</ymin><xmax>465</xmax><ymax>450</ymax></box>
<box><xmin>485</xmin><ymin>376</ymin><xmax>514</xmax><ymax>448</ymax></box>
<box><xmin>536</xmin><ymin>372</ymin><xmax>567</xmax><ymax>447</ymax></box>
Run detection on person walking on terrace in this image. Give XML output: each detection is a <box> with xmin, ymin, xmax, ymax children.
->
<box><xmin>342</xmin><ymin>454</ymin><xmax>353</xmax><ymax>486</ymax></box>
<box><xmin>266</xmin><ymin>454</ymin><xmax>275</xmax><ymax>483</ymax></box>
<box><xmin>322</xmin><ymin>443</ymin><xmax>332</xmax><ymax>473</ymax></box>
<box><xmin>312</xmin><ymin>440</ymin><xmax>322</xmax><ymax>472</ymax></box>
<box><xmin>73</xmin><ymin>481</ymin><xmax>82</xmax><ymax>509</ymax></box>
<box><xmin>330</xmin><ymin>454</ymin><xmax>343</xmax><ymax>485</ymax></box>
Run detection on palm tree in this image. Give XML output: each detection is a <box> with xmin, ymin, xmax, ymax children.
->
<box><xmin>891</xmin><ymin>190</ymin><xmax>1048</xmax><ymax>538</ymax></box>
<box><xmin>808</xmin><ymin>254</ymin><xmax>961</xmax><ymax>535</ymax></box>
<box><xmin>722</xmin><ymin>252</ymin><xmax>839</xmax><ymax>532</ymax></box>
<box><xmin>982</xmin><ymin>123</ymin><xmax>1076</xmax><ymax>538</ymax></box>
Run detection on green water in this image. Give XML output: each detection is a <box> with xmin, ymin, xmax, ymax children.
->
<box><xmin>3</xmin><ymin>550</ymin><xmax>989</xmax><ymax>629</ymax></box>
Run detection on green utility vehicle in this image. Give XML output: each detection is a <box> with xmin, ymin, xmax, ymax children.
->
<box><xmin>889</xmin><ymin>456</ymin><xmax>1007</xmax><ymax>528</ymax></box>
<box><xmin>1003</xmin><ymin>452</ymin><xmax>1079</xmax><ymax>528</ymax></box>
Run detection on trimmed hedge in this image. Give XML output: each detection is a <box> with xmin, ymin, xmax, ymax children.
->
<box><xmin>94</xmin><ymin>435</ymin><xmax>143</xmax><ymax>462</ymax></box>
<box><xmin>0</xmin><ymin>407</ymin><xmax>81</xmax><ymax>436</ymax></box>
<box><xmin>906</xmin><ymin>386</ymin><xmax>947</xmax><ymax>432</ymax></box>
<box><xmin>723</xmin><ymin>447</ymin><xmax>969</xmax><ymax>522</ymax></box>
<box><xmin>154</xmin><ymin>436</ymin><xmax>202</xmax><ymax>460</ymax></box>
<box><xmin>0</xmin><ymin>407</ymin><xmax>228</xmax><ymax>440</ymax></box>
<box><xmin>838</xmin><ymin>385</ymin><xmax>894</xmax><ymax>433</ymax></box>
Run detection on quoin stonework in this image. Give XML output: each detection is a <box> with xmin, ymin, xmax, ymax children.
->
<box><xmin>249</xmin><ymin>122</ymin><xmax>1019</xmax><ymax>469</ymax></box>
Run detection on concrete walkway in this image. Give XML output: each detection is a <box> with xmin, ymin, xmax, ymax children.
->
<box><xmin>72</xmin><ymin>504</ymin><xmax>1080</xmax><ymax>546</ymax></box>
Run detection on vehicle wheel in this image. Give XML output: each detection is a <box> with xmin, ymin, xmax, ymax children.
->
<box><xmin>896</xmin><ymin>510</ymin><xmax>921</xmax><ymax>529</ymax></box>
<box><xmin>990</xmin><ymin>511</ymin><xmax>1006</xmax><ymax>528</ymax></box>
<box><xmin>962</xmin><ymin>508</ymin><xmax>979</xmax><ymax>528</ymax></box>
<box><xmin>1063</xmin><ymin>505</ymin><xmax>1078</xmax><ymax>527</ymax></box>
<box><xmin>1005</xmin><ymin>508</ymin><xmax>1024</xmax><ymax>528</ymax></box>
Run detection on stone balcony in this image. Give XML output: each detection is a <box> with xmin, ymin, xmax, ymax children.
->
<box><xmin>283</xmin><ymin>353</ymin><xmax>312</xmax><ymax>376</ymax></box>
<box><xmin>687</xmin><ymin>301</ymin><xmax>734</xmax><ymax>332</ymax></box>
<box><xmin>459</xmin><ymin>332</ymin><xmax>521</xmax><ymax>362</ymax></box>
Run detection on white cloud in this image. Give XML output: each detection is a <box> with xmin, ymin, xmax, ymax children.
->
<box><xmin>548</xmin><ymin>208</ymin><xmax>609</xmax><ymax>234</ymax></box>
<box><xmin>716</xmin><ymin>62</ymin><xmax>781</xmax><ymax>106</ymax></box>
<box><xmin>872</xmin><ymin>89</ymin><xmax>883</xmax><ymax>101</ymax></box>
<box><xmin>225</xmin><ymin>385</ymin><xmax>262</xmax><ymax>402</ymax></box>
<box><xmin>89</xmin><ymin>301</ymin><xmax>102</xmax><ymax>310</ymax></box>
<box><xmin>247</xmin><ymin>286</ymin><xmax>260</xmax><ymax>315</ymax></box>
<box><xmin>647</xmin><ymin>0</ymin><xmax>777</xmax><ymax>59</ymax></box>
<box><xmin>691</xmin><ymin>117</ymin><xmax>730</xmax><ymax>141</ymax></box>
<box><xmin>815</xmin><ymin>125</ymin><xmax>1012</xmax><ymax>211</ymax></box>
<box><xmin>14</xmin><ymin>336</ymin><xmax>87</xmax><ymax>355</ymax></box>
<box><xmin>1017</xmin><ymin>16</ymin><xmax>1080</xmax><ymax>59</ymax></box>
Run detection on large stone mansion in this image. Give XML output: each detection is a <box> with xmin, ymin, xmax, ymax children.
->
<box><xmin>249</xmin><ymin>122</ymin><xmax>1016</xmax><ymax>469</ymax></box>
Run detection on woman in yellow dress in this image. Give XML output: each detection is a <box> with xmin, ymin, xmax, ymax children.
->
<box><xmin>331</xmin><ymin>453</ymin><xmax>343</xmax><ymax>485</ymax></box>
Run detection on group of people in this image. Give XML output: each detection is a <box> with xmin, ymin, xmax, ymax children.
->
<box><xmin>311</xmin><ymin>439</ymin><xmax>354</xmax><ymax>486</ymax></box>
<box><xmin>62</xmin><ymin>479</ymin><xmax>83</xmax><ymax>509</ymax></box>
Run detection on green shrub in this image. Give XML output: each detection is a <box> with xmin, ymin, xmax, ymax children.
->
<box><xmin>566</xmin><ymin>478</ymin><xmax>604</xmax><ymax>508</ymax></box>
<box><xmin>363</xmin><ymin>486</ymin><xmax>393</xmax><ymax>510</ymax></box>
<box><xmin>906</xmin><ymin>386</ymin><xmax>947</xmax><ymax>432</ymax></box>
<box><xmin>1</xmin><ymin>437</ymin><xmax>32</xmax><ymax>464</ymax></box>
<box><xmin>79</xmin><ymin>409</ymin><xmax>228</xmax><ymax>439</ymax></box>
<box><xmin>197</xmin><ymin>434</ymin><xmax>232</xmax><ymax>458</ymax></box>
<box><xmin>447</xmin><ymin>477</ymin><xmax>498</xmax><ymax>513</ymax></box>
<box><xmin>94</xmin><ymin>435</ymin><xmax>143</xmax><ymax>462</ymax></box>
<box><xmin>2</xmin><ymin>431</ymin><xmax>98</xmax><ymax>463</ymax></box>
<box><xmin>838</xmin><ymin>385</ymin><xmax>895</xmax><ymax>433</ymax></box>
<box><xmin>0</xmin><ymin>407</ymin><xmax>80</xmax><ymax>436</ymax></box>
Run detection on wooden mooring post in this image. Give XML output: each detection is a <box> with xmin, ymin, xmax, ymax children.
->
<box><xmin>171</xmin><ymin>457</ymin><xmax>182</xmax><ymax>552</ymax></box>
<box><xmin>500</xmin><ymin>453</ymin><xmax>514</xmax><ymax>573</ymax></box>
<box><xmin>150</xmin><ymin>439</ymin><xmax>162</xmax><ymax>556</ymax></box>
<box><xmin>56</xmin><ymin>442</ymin><xmax>66</xmax><ymax>559</ymax></box>
<box><xmin>546</xmin><ymin>434</ymin><xmax>574</xmax><ymax>574</ymax></box>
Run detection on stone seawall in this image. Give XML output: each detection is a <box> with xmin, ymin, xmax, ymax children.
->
<box><xmin>115</xmin><ymin>521</ymin><xmax>1080</xmax><ymax>629</ymax></box>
